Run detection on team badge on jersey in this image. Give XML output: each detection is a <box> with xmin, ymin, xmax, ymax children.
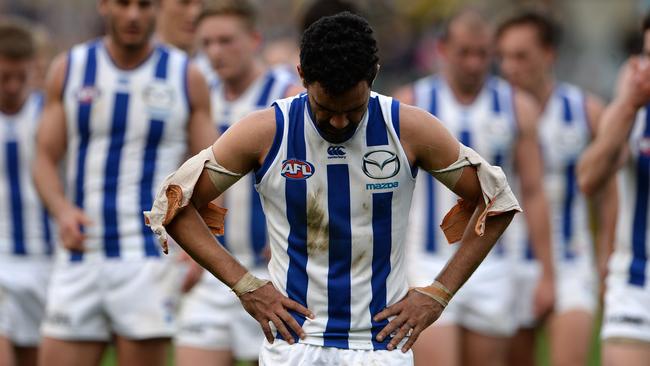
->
<box><xmin>362</xmin><ymin>150</ymin><xmax>400</xmax><ymax>179</ymax></box>
<box><xmin>143</xmin><ymin>82</ymin><xmax>176</xmax><ymax>119</ymax></box>
<box><xmin>281</xmin><ymin>159</ymin><xmax>315</xmax><ymax>180</ymax></box>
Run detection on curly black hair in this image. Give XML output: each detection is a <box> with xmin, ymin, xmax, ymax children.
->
<box><xmin>299</xmin><ymin>11</ymin><xmax>379</xmax><ymax>97</ymax></box>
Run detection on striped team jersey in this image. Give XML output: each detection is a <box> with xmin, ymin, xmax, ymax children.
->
<box><xmin>611</xmin><ymin>105</ymin><xmax>650</xmax><ymax>288</ymax></box>
<box><xmin>62</xmin><ymin>40</ymin><xmax>190</xmax><ymax>262</ymax></box>
<box><xmin>255</xmin><ymin>92</ymin><xmax>415</xmax><ymax>350</ymax></box>
<box><xmin>530</xmin><ymin>83</ymin><xmax>593</xmax><ymax>263</ymax></box>
<box><xmin>0</xmin><ymin>93</ymin><xmax>53</xmax><ymax>258</ymax></box>
<box><xmin>212</xmin><ymin>69</ymin><xmax>294</xmax><ymax>268</ymax></box>
<box><xmin>407</xmin><ymin>75</ymin><xmax>518</xmax><ymax>261</ymax></box>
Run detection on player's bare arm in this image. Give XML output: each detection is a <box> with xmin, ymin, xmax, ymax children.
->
<box><xmin>162</xmin><ymin>109</ymin><xmax>314</xmax><ymax>344</ymax></box>
<box><xmin>578</xmin><ymin>57</ymin><xmax>650</xmax><ymax>195</ymax></box>
<box><xmin>374</xmin><ymin>104</ymin><xmax>517</xmax><ymax>352</ymax></box>
<box><xmin>513</xmin><ymin>89</ymin><xmax>555</xmax><ymax>320</ymax></box>
<box><xmin>186</xmin><ymin>63</ymin><xmax>217</xmax><ymax>154</ymax></box>
<box><xmin>33</xmin><ymin>53</ymin><xmax>92</xmax><ymax>252</ymax></box>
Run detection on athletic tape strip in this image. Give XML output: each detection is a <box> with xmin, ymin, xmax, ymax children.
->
<box><xmin>232</xmin><ymin>271</ymin><xmax>271</xmax><ymax>297</ymax></box>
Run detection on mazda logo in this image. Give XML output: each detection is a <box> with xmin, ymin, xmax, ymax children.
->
<box><xmin>362</xmin><ymin>150</ymin><xmax>400</xmax><ymax>179</ymax></box>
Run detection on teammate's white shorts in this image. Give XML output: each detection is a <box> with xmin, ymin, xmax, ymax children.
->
<box><xmin>175</xmin><ymin>266</ymin><xmax>266</xmax><ymax>360</ymax></box>
<box><xmin>42</xmin><ymin>257</ymin><xmax>182</xmax><ymax>341</ymax></box>
<box><xmin>409</xmin><ymin>254</ymin><xmax>517</xmax><ymax>337</ymax></box>
<box><xmin>513</xmin><ymin>258</ymin><xmax>598</xmax><ymax>328</ymax></box>
<box><xmin>601</xmin><ymin>275</ymin><xmax>650</xmax><ymax>343</ymax></box>
<box><xmin>0</xmin><ymin>257</ymin><xmax>51</xmax><ymax>346</ymax></box>
<box><xmin>259</xmin><ymin>339</ymin><xmax>414</xmax><ymax>366</ymax></box>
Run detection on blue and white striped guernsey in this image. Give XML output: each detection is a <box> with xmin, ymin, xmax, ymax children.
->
<box><xmin>255</xmin><ymin>92</ymin><xmax>415</xmax><ymax>350</ymax></box>
<box><xmin>0</xmin><ymin>93</ymin><xmax>53</xmax><ymax>257</ymax></box>
<box><xmin>62</xmin><ymin>40</ymin><xmax>190</xmax><ymax>262</ymax></box>
<box><xmin>211</xmin><ymin>68</ymin><xmax>295</xmax><ymax>268</ymax></box>
<box><xmin>531</xmin><ymin>83</ymin><xmax>593</xmax><ymax>263</ymax></box>
<box><xmin>407</xmin><ymin>75</ymin><xmax>518</xmax><ymax>262</ymax></box>
<box><xmin>611</xmin><ymin>105</ymin><xmax>650</xmax><ymax>288</ymax></box>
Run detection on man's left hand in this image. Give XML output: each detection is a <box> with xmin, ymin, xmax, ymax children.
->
<box><xmin>374</xmin><ymin>289</ymin><xmax>444</xmax><ymax>353</ymax></box>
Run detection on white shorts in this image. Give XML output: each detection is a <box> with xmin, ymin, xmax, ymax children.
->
<box><xmin>601</xmin><ymin>276</ymin><xmax>650</xmax><ymax>343</ymax></box>
<box><xmin>0</xmin><ymin>257</ymin><xmax>51</xmax><ymax>346</ymax></box>
<box><xmin>409</xmin><ymin>255</ymin><xmax>517</xmax><ymax>337</ymax></box>
<box><xmin>175</xmin><ymin>268</ymin><xmax>265</xmax><ymax>360</ymax></box>
<box><xmin>42</xmin><ymin>257</ymin><xmax>183</xmax><ymax>341</ymax></box>
<box><xmin>513</xmin><ymin>258</ymin><xmax>598</xmax><ymax>328</ymax></box>
<box><xmin>259</xmin><ymin>339</ymin><xmax>414</xmax><ymax>366</ymax></box>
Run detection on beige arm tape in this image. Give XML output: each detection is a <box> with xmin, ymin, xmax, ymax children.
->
<box><xmin>429</xmin><ymin>144</ymin><xmax>522</xmax><ymax>244</ymax></box>
<box><xmin>231</xmin><ymin>272</ymin><xmax>271</xmax><ymax>297</ymax></box>
<box><xmin>144</xmin><ymin>147</ymin><xmax>242</xmax><ymax>254</ymax></box>
<box><xmin>413</xmin><ymin>281</ymin><xmax>455</xmax><ymax>308</ymax></box>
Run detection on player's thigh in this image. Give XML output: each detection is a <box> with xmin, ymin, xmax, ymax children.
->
<box><xmin>175</xmin><ymin>346</ymin><xmax>233</xmax><ymax>366</ymax></box>
<box><xmin>413</xmin><ymin>324</ymin><xmax>460</xmax><ymax>366</ymax></box>
<box><xmin>38</xmin><ymin>337</ymin><xmax>106</xmax><ymax>366</ymax></box>
<box><xmin>1</xmin><ymin>335</ymin><xmax>15</xmax><ymax>366</ymax></box>
<box><xmin>114</xmin><ymin>336</ymin><xmax>169</xmax><ymax>366</ymax></box>
<box><xmin>461</xmin><ymin>328</ymin><xmax>510</xmax><ymax>366</ymax></box>
<box><xmin>548</xmin><ymin>310</ymin><xmax>593</xmax><ymax>366</ymax></box>
<box><xmin>507</xmin><ymin>328</ymin><xmax>535</xmax><ymax>366</ymax></box>
<box><xmin>603</xmin><ymin>341</ymin><xmax>650</xmax><ymax>366</ymax></box>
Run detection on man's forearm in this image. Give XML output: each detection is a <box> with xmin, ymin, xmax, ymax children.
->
<box><xmin>435</xmin><ymin>201</ymin><xmax>515</xmax><ymax>293</ymax></box>
<box><xmin>166</xmin><ymin>202</ymin><xmax>248</xmax><ymax>287</ymax></box>
<box><xmin>523</xmin><ymin>191</ymin><xmax>554</xmax><ymax>278</ymax></box>
<box><xmin>33</xmin><ymin>153</ymin><xmax>70</xmax><ymax>214</ymax></box>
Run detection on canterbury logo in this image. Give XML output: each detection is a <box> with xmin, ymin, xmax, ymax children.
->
<box><xmin>362</xmin><ymin>150</ymin><xmax>400</xmax><ymax>179</ymax></box>
<box><xmin>327</xmin><ymin>145</ymin><xmax>346</xmax><ymax>157</ymax></box>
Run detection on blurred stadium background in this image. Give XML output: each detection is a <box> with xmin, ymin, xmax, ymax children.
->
<box><xmin>3</xmin><ymin>0</ymin><xmax>649</xmax><ymax>365</ymax></box>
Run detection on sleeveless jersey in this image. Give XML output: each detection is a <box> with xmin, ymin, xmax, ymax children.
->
<box><xmin>211</xmin><ymin>69</ymin><xmax>294</xmax><ymax>268</ymax></box>
<box><xmin>62</xmin><ymin>40</ymin><xmax>190</xmax><ymax>262</ymax></box>
<box><xmin>255</xmin><ymin>92</ymin><xmax>415</xmax><ymax>350</ymax></box>
<box><xmin>0</xmin><ymin>93</ymin><xmax>53</xmax><ymax>257</ymax></box>
<box><xmin>611</xmin><ymin>105</ymin><xmax>650</xmax><ymax>288</ymax></box>
<box><xmin>531</xmin><ymin>83</ymin><xmax>593</xmax><ymax>263</ymax></box>
<box><xmin>408</xmin><ymin>75</ymin><xmax>518</xmax><ymax>261</ymax></box>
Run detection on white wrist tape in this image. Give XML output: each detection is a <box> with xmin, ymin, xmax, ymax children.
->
<box><xmin>430</xmin><ymin>144</ymin><xmax>522</xmax><ymax>244</ymax></box>
<box><xmin>232</xmin><ymin>272</ymin><xmax>270</xmax><ymax>297</ymax></box>
<box><xmin>143</xmin><ymin>147</ymin><xmax>241</xmax><ymax>254</ymax></box>
<box><xmin>413</xmin><ymin>281</ymin><xmax>455</xmax><ymax>308</ymax></box>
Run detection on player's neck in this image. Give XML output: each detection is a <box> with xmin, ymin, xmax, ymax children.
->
<box><xmin>0</xmin><ymin>93</ymin><xmax>28</xmax><ymax>116</ymax></box>
<box><xmin>103</xmin><ymin>36</ymin><xmax>155</xmax><ymax>70</ymax></box>
<box><xmin>223</xmin><ymin>60</ymin><xmax>264</xmax><ymax>102</ymax></box>
<box><xmin>531</xmin><ymin>77</ymin><xmax>556</xmax><ymax>111</ymax></box>
<box><xmin>444</xmin><ymin>74</ymin><xmax>484</xmax><ymax>105</ymax></box>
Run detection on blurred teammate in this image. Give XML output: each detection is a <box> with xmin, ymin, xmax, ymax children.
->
<box><xmin>32</xmin><ymin>0</ymin><xmax>215</xmax><ymax>365</ymax></box>
<box><xmin>497</xmin><ymin>11</ymin><xmax>617</xmax><ymax>366</ymax></box>
<box><xmin>174</xmin><ymin>2</ymin><xmax>301</xmax><ymax>365</ymax></box>
<box><xmin>0</xmin><ymin>18</ymin><xmax>52</xmax><ymax>366</ymax></box>
<box><xmin>145</xmin><ymin>11</ymin><xmax>521</xmax><ymax>365</ymax></box>
<box><xmin>578</xmin><ymin>12</ymin><xmax>650</xmax><ymax>366</ymax></box>
<box><xmin>156</xmin><ymin>0</ymin><xmax>203</xmax><ymax>54</ymax></box>
<box><xmin>394</xmin><ymin>10</ymin><xmax>553</xmax><ymax>366</ymax></box>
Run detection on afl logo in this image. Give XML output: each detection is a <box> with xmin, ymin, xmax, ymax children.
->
<box><xmin>76</xmin><ymin>86</ymin><xmax>101</xmax><ymax>104</ymax></box>
<box><xmin>362</xmin><ymin>150</ymin><xmax>400</xmax><ymax>179</ymax></box>
<box><xmin>281</xmin><ymin>159</ymin><xmax>315</xmax><ymax>180</ymax></box>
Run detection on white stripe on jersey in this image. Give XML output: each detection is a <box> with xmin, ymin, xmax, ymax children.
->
<box><xmin>211</xmin><ymin>69</ymin><xmax>295</xmax><ymax>268</ymax></box>
<box><xmin>408</xmin><ymin>75</ymin><xmax>518</xmax><ymax>263</ymax></box>
<box><xmin>0</xmin><ymin>93</ymin><xmax>53</xmax><ymax>257</ymax></box>
<box><xmin>610</xmin><ymin>106</ymin><xmax>650</xmax><ymax>288</ymax></box>
<box><xmin>255</xmin><ymin>92</ymin><xmax>414</xmax><ymax>350</ymax></box>
<box><xmin>62</xmin><ymin>40</ymin><xmax>189</xmax><ymax>262</ymax></box>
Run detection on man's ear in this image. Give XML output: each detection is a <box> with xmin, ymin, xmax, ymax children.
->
<box><xmin>297</xmin><ymin>65</ymin><xmax>307</xmax><ymax>88</ymax></box>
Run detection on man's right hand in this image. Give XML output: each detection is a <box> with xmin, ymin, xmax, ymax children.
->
<box><xmin>239</xmin><ymin>282</ymin><xmax>314</xmax><ymax>344</ymax></box>
<box><xmin>55</xmin><ymin>203</ymin><xmax>92</xmax><ymax>252</ymax></box>
<box><xmin>617</xmin><ymin>56</ymin><xmax>650</xmax><ymax>109</ymax></box>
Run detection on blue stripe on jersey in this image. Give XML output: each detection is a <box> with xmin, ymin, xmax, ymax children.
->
<box><xmin>282</xmin><ymin>96</ymin><xmax>309</xmax><ymax>341</ymax></box>
<box><xmin>429</xmin><ymin>83</ymin><xmax>438</xmax><ymax>116</ymax></box>
<box><xmin>491</xmin><ymin>87</ymin><xmax>501</xmax><ymax>113</ymax></box>
<box><xmin>103</xmin><ymin>92</ymin><xmax>129</xmax><ymax>258</ymax></box>
<box><xmin>255</xmin><ymin>104</ymin><xmax>285</xmax><ymax>183</ymax></box>
<box><xmin>140</xmin><ymin>120</ymin><xmax>164</xmax><ymax>257</ymax></box>
<box><xmin>425</xmin><ymin>174</ymin><xmax>437</xmax><ymax>252</ymax></box>
<box><xmin>459</xmin><ymin>130</ymin><xmax>472</xmax><ymax>147</ymax></box>
<box><xmin>629</xmin><ymin>109</ymin><xmax>650</xmax><ymax>286</ymax></box>
<box><xmin>366</xmin><ymin>97</ymin><xmax>388</xmax><ymax>146</ymax></box>
<box><xmin>42</xmin><ymin>208</ymin><xmax>53</xmax><ymax>255</ymax></box>
<box><xmin>71</xmin><ymin>42</ymin><xmax>98</xmax><ymax>262</ymax></box>
<box><xmin>323</xmin><ymin>164</ymin><xmax>352</xmax><ymax>348</ymax></box>
<box><xmin>250</xmin><ymin>184</ymin><xmax>267</xmax><ymax>265</ymax></box>
<box><xmin>391</xmin><ymin>99</ymin><xmax>400</xmax><ymax>139</ymax></box>
<box><xmin>6</xmin><ymin>141</ymin><xmax>25</xmax><ymax>255</ymax></box>
<box><xmin>370</xmin><ymin>192</ymin><xmax>393</xmax><ymax>350</ymax></box>
<box><xmin>561</xmin><ymin>94</ymin><xmax>576</xmax><ymax>260</ymax></box>
<box><xmin>155</xmin><ymin>47</ymin><xmax>169</xmax><ymax>79</ymax></box>
<box><xmin>256</xmin><ymin>73</ymin><xmax>276</xmax><ymax>107</ymax></box>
